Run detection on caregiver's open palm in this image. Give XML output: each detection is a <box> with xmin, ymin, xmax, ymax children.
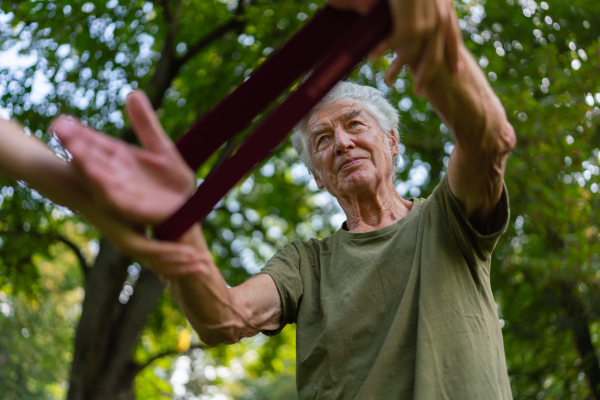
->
<box><xmin>53</xmin><ymin>91</ymin><xmax>195</xmax><ymax>226</ymax></box>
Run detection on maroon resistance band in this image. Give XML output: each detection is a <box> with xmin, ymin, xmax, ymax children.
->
<box><xmin>154</xmin><ymin>1</ymin><xmax>392</xmax><ymax>240</ymax></box>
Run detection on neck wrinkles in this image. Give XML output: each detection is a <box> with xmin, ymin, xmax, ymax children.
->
<box><xmin>337</xmin><ymin>180</ymin><xmax>413</xmax><ymax>233</ymax></box>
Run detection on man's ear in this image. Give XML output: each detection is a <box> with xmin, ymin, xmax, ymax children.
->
<box><xmin>388</xmin><ymin>129</ymin><xmax>399</xmax><ymax>157</ymax></box>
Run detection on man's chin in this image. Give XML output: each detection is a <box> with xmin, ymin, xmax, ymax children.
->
<box><xmin>337</xmin><ymin>175</ymin><xmax>376</xmax><ymax>195</ymax></box>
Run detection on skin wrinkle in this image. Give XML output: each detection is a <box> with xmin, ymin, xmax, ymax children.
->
<box><xmin>293</xmin><ymin>85</ymin><xmax>401</xmax><ymax>176</ymax></box>
<box><xmin>174</xmin><ymin>265</ymin><xmax>281</xmax><ymax>344</ymax></box>
<box><xmin>306</xmin><ymin>99</ymin><xmax>413</xmax><ymax>233</ymax></box>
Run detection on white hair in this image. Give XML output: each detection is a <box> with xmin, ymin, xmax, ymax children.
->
<box><xmin>291</xmin><ymin>81</ymin><xmax>400</xmax><ymax>178</ymax></box>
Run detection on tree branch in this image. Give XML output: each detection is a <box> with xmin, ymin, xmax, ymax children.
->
<box><xmin>93</xmin><ymin>268</ymin><xmax>167</xmax><ymax>396</ymax></box>
<box><xmin>0</xmin><ymin>230</ymin><xmax>90</xmax><ymax>279</ymax></box>
<box><xmin>173</xmin><ymin>0</ymin><xmax>185</xmax><ymax>32</ymax></box>
<box><xmin>55</xmin><ymin>234</ymin><xmax>91</xmax><ymax>279</ymax></box>
<box><xmin>124</xmin><ymin>3</ymin><xmax>252</xmax><ymax>143</ymax></box>
<box><xmin>138</xmin><ymin>344</ymin><xmax>208</xmax><ymax>370</ymax></box>
<box><xmin>179</xmin><ymin>17</ymin><xmax>245</xmax><ymax>65</ymax></box>
<box><xmin>204</xmin><ymin>136</ymin><xmax>242</xmax><ymax>181</ymax></box>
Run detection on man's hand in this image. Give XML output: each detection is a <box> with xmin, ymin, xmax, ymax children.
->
<box><xmin>328</xmin><ymin>0</ymin><xmax>462</xmax><ymax>92</ymax></box>
<box><xmin>52</xmin><ymin>91</ymin><xmax>195</xmax><ymax>226</ymax></box>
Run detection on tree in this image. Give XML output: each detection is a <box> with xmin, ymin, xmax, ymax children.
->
<box><xmin>0</xmin><ymin>0</ymin><xmax>320</xmax><ymax>398</ymax></box>
<box><xmin>0</xmin><ymin>0</ymin><xmax>599</xmax><ymax>399</ymax></box>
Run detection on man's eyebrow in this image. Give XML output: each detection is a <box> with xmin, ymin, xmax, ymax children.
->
<box><xmin>341</xmin><ymin>109</ymin><xmax>363</xmax><ymax>121</ymax></box>
<box><xmin>308</xmin><ymin>109</ymin><xmax>364</xmax><ymax>139</ymax></box>
<box><xmin>309</xmin><ymin>126</ymin><xmax>329</xmax><ymax>140</ymax></box>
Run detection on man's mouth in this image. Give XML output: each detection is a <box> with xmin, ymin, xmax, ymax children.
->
<box><xmin>339</xmin><ymin>158</ymin><xmax>365</xmax><ymax>171</ymax></box>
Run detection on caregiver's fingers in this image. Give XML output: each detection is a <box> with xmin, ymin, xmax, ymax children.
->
<box><xmin>105</xmin><ymin>226</ymin><xmax>212</xmax><ymax>276</ymax></box>
<box><xmin>52</xmin><ymin>116</ymin><xmax>116</xmax><ymax>155</ymax></box>
<box><xmin>143</xmin><ymin>260</ymin><xmax>211</xmax><ymax>276</ymax></box>
<box><xmin>125</xmin><ymin>90</ymin><xmax>172</xmax><ymax>153</ymax></box>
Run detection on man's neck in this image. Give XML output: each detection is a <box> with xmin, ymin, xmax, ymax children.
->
<box><xmin>338</xmin><ymin>183</ymin><xmax>413</xmax><ymax>233</ymax></box>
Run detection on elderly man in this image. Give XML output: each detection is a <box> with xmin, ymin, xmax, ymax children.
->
<box><xmin>0</xmin><ymin>0</ymin><xmax>516</xmax><ymax>398</ymax></box>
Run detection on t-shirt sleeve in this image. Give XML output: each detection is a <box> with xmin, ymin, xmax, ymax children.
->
<box><xmin>259</xmin><ymin>240</ymin><xmax>304</xmax><ymax>336</ymax></box>
<box><xmin>434</xmin><ymin>175</ymin><xmax>510</xmax><ymax>266</ymax></box>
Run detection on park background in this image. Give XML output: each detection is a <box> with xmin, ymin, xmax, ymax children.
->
<box><xmin>0</xmin><ymin>0</ymin><xmax>599</xmax><ymax>398</ymax></box>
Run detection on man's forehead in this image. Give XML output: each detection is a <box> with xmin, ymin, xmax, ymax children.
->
<box><xmin>307</xmin><ymin>100</ymin><xmax>365</xmax><ymax>130</ymax></box>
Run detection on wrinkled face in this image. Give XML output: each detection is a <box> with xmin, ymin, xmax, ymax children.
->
<box><xmin>306</xmin><ymin>99</ymin><xmax>399</xmax><ymax>198</ymax></box>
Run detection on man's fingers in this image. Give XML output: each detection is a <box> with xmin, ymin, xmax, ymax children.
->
<box><xmin>445</xmin><ymin>0</ymin><xmax>463</xmax><ymax>73</ymax></box>
<box><xmin>414</xmin><ymin>0</ymin><xmax>449</xmax><ymax>94</ymax></box>
<box><xmin>370</xmin><ymin>39</ymin><xmax>388</xmax><ymax>60</ymax></box>
<box><xmin>385</xmin><ymin>55</ymin><xmax>404</xmax><ymax>86</ymax></box>
<box><xmin>385</xmin><ymin>41</ymin><xmax>422</xmax><ymax>85</ymax></box>
<box><xmin>125</xmin><ymin>90</ymin><xmax>170</xmax><ymax>153</ymax></box>
<box><xmin>413</xmin><ymin>35</ymin><xmax>443</xmax><ymax>95</ymax></box>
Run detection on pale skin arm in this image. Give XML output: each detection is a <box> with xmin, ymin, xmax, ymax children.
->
<box><xmin>0</xmin><ymin>117</ymin><xmax>213</xmax><ymax>275</ymax></box>
<box><xmin>0</xmin><ymin>118</ymin><xmax>90</xmax><ymax>210</ymax></box>
<box><xmin>53</xmin><ymin>91</ymin><xmax>283</xmax><ymax>344</ymax></box>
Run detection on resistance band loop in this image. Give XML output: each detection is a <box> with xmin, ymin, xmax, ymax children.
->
<box><xmin>176</xmin><ymin>6</ymin><xmax>360</xmax><ymax>171</ymax></box>
<box><xmin>155</xmin><ymin>1</ymin><xmax>392</xmax><ymax>240</ymax></box>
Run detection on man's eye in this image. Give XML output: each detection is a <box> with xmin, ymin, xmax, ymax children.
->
<box><xmin>318</xmin><ymin>136</ymin><xmax>328</xmax><ymax>144</ymax></box>
<box><xmin>350</xmin><ymin>121</ymin><xmax>360</xmax><ymax>127</ymax></box>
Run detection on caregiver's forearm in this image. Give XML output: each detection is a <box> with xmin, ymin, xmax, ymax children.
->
<box><xmin>0</xmin><ymin>118</ymin><xmax>93</xmax><ymax>210</ymax></box>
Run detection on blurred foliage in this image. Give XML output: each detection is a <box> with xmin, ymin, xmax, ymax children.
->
<box><xmin>0</xmin><ymin>0</ymin><xmax>599</xmax><ymax>399</ymax></box>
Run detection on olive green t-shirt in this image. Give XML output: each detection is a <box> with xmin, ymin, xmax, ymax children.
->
<box><xmin>260</xmin><ymin>176</ymin><xmax>512</xmax><ymax>400</ymax></box>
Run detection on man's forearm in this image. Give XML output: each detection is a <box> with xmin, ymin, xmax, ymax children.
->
<box><xmin>422</xmin><ymin>44</ymin><xmax>512</xmax><ymax>152</ymax></box>
<box><xmin>167</xmin><ymin>225</ymin><xmax>257</xmax><ymax>345</ymax></box>
<box><xmin>419</xmin><ymin>43</ymin><xmax>515</xmax><ymax>227</ymax></box>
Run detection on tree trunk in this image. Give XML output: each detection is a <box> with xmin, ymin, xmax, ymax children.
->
<box><xmin>561</xmin><ymin>283</ymin><xmax>600</xmax><ymax>399</ymax></box>
<box><xmin>66</xmin><ymin>5</ymin><xmax>253</xmax><ymax>398</ymax></box>
<box><xmin>67</xmin><ymin>239</ymin><xmax>166</xmax><ymax>400</ymax></box>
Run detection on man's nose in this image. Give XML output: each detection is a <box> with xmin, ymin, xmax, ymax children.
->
<box><xmin>334</xmin><ymin>128</ymin><xmax>354</xmax><ymax>155</ymax></box>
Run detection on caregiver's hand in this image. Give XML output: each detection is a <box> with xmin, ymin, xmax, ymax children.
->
<box><xmin>0</xmin><ymin>116</ymin><xmax>206</xmax><ymax>275</ymax></box>
<box><xmin>52</xmin><ymin>90</ymin><xmax>196</xmax><ymax>226</ymax></box>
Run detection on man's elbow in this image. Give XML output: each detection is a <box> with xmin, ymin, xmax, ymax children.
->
<box><xmin>484</xmin><ymin>118</ymin><xmax>516</xmax><ymax>157</ymax></box>
<box><xmin>491</xmin><ymin>119</ymin><xmax>517</xmax><ymax>155</ymax></box>
<box><xmin>498</xmin><ymin>119</ymin><xmax>517</xmax><ymax>154</ymax></box>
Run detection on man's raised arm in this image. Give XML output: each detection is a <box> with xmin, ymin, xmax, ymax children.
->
<box><xmin>410</xmin><ymin>4</ymin><xmax>515</xmax><ymax>231</ymax></box>
<box><xmin>421</xmin><ymin>43</ymin><xmax>515</xmax><ymax>231</ymax></box>
<box><xmin>329</xmin><ymin>0</ymin><xmax>515</xmax><ymax>231</ymax></box>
